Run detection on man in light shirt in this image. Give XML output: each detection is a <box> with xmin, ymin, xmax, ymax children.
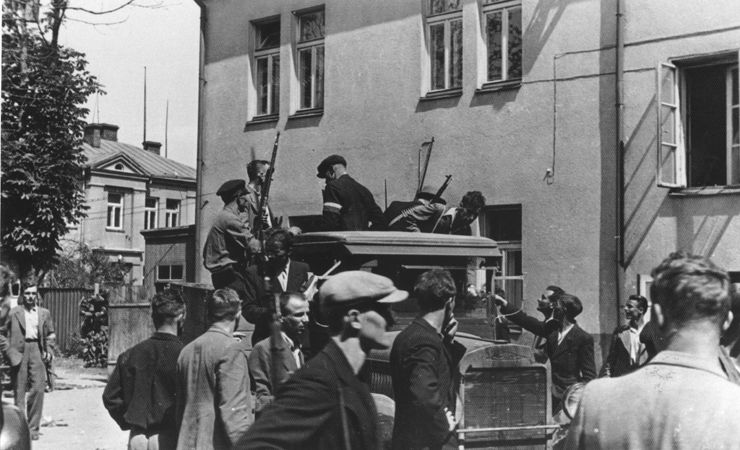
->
<box><xmin>6</xmin><ymin>280</ymin><xmax>56</xmax><ymax>441</ymax></box>
<box><xmin>600</xmin><ymin>295</ymin><xmax>651</xmax><ymax>377</ymax></box>
<box><xmin>248</xmin><ymin>292</ymin><xmax>310</xmax><ymax>416</ymax></box>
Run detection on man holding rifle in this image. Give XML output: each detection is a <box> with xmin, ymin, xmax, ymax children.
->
<box><xmin>384</xmin><ymin>184</ymin><xmax>448</xmax><ymax>232</ymax></box>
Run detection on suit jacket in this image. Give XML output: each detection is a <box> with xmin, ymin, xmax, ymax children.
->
<box><xmin>503</xmin><ymin>305</ymin><xmax>596</xmax><ymax>398</ymax></box>
<box><xmin>565</xmin><ymin>350</ymin><xmax>740</xmax><ymax>449</ymax></box>
<box><xmin>6</xmin><ymin>305</ymin><xmax>54</xmax><ymax>367</ymax></box>
<box><xmin>175</xmin><ymin>325</ymin><xmax>235</xmax><ymax>450</ymax></box>
<box><xmin>322</xmin><ymin>174</ymin><xmax>386</xmax><ymax>231</ymax></box>
<box><xmin>639</xmin><ymin>319</ymin><xmax>665</xmax><ymax>361</ymax></box>
<box><xmin>242</xmin><ymin>260</ymin><xmax>310</xmax><ymax>345</ymax></box>
<box><xmin>599</xmin><ymin>325</ymin><xmax>649</xmax><ymax>377</ymax></box>
<box><xmin>217</xmin><ymin>338</ymin><xmax>255</xmax><ymax>447</ymax></box>
<box><xmin>390</xmin><ymin>317</ymin><xmax>466</xmax><ymax>450</ymax></box>
<box><xmin>238</xmin><ymin>339</ymin><xmax>379</xmax><ymax>450</ymax></box>
<box><xmin>248</xmin><ymin>335</ymin><xmax>301</xmax><ymax>415</ymax></box>
<box><xmin>103</xmin><ymin>333</ymin><xmax>183</xmax><ymax>432</ymax></box>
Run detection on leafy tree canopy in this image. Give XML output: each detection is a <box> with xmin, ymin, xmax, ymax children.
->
<box><xmin>1</xmin><ymin>2</ymin><xmax>103</xmax><ymax>279</ymax></box>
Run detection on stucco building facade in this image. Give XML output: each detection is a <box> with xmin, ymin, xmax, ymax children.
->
<box><xmin>192</xmin><ymin>0</ymin><xmax>740</xmax><ymax>362</ymax></box>
<box><xmin>64</xmin><ymin>123</ymin><xmax>197</xmax><ymax>286</ymax></box>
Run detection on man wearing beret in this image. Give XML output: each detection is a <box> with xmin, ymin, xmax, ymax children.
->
<box><xmin>317</xmin><ymin>155</ymin><xmax>387</xmax><ymax>231</ymax></box>
<box><xmin>239</xmin><ymin>271</ymin><xmax>407</xmax><ymax>449</ymax></box>
<box><xmin>202</xmin><ymin>179</ymin><xmax>254</xmax><ymax>302</ymax></box>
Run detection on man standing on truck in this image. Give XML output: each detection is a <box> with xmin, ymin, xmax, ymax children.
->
<box><xmin>317</xmin><ymin>154</ymin><xmax>387</xmax><ymax>231</ymax></box>
<box><xmin>384</xmin><ymin>185</ymin><xmax>446</xmax><ymax>233</ymax></box>
<box><xmin>565</xmin><ymin>253</ymin><xmax>740</xmax><ymax>449</ymax></box>
<box><xmin>390</xmin><ymin>269</ymin><xmax>466</xmax><ymax>450</ymax></box>
<box><xmin>239</xmin><ymin>271</ymin><xmax>408</xmax><ymax>449</ymax></box>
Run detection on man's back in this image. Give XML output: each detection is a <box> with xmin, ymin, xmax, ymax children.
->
<box><xmin>323</xmin><ymin>175</ymin><xmax>385</xmax><ymax>231</ymax></box>
<box><xmin>103</xmin><ymin>333</ymin><xmax>182</xmax><ymax>431</ymax></box>
<box><xmin>176</xmin><ymin>326</ymin><xmax>234</xmax><ymax>450</ymax></box>
<box><xmin>566</xmin><ymin>350</ymin><xmax>740</xmax><ymax>450</ymax></box>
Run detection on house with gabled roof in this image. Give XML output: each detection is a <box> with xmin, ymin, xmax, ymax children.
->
<box><xmin>63</xmin><ymin>123</ymin><xmax>197</xmax><ymax>286</ymax></box>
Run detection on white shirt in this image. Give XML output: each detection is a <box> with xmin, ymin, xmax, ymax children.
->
<box><xmin>557</xmin><ymin>322</ymin><xmax>575</xmax><ymax>345</ymax></box>
<box><xmin>24</xmin><ymin>307</ymin><xmax>39</xmax><ymax>340</ymax></box>
<box><xmin>628</xmin><ymin>321</ymin><xmax>646</xmax><ymax>363</ymax></box>
<box><xmin>277</xmin><ymin>263</ymin><xmax>289</xmax><ymax>292</ymax></box>
<box><xmin>281</xmin><ymin>332</ymin><xmax>303</xmax><ymax>368</ymax></box>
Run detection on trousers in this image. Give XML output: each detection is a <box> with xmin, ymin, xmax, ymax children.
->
<box><xmin>11</xmin><ymin>341</ymin><xmax>46</xmax><ymax>432</ymax></box>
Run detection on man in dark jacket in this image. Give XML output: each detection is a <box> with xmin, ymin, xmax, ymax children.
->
<box><xmin>384</xmin><ymin>185</ymin><xmax>446</xmax><ymax>233</ymax></box>
<box><xmin>391</xmin><ymin>269</ymin><xmax>466</xmax><ymax>450</ymax></box>
<box><xmin>103</xmin><ymin>290</ymin><xmax>185</xmax><ymax>450</ymax></box>
<box><xmin>600</xmin><ymin>295</ymin><xmax>652</xmax><ymax>377</ymax></box>
<box><xmin>242</xmin><ymin>228</ymin><xmax>310</xmax><ymax>345</ymax></box>
<box><xmin>317</xmin><ymin>155</ymin><xmax>387</xmax><ymax>231</ymax></box>
<box><xmin>239</xmin><ymin>270</ymin><xmax>408</xmax><ymax>449</ymax></box>
<box><xmin>496</xmin><ymin>292</ymin><xmax>596</xmax><ymax>412</ymax></box>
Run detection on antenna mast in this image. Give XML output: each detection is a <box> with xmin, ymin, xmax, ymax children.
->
<box><xmin>165</xmin><ymin>99</ymin><xmax>169</xmax><ymax>158</ymax></box>
<box><xmin>143</xmin><ymin>66</ymin><xmax>147</xmax><ymax>143</ymax></box>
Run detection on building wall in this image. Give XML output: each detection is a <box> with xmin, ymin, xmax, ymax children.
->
<box><xmin>141</xmin><ymin>226</ymin><xmax>196</xmax><ymax>294</ymax></box>
<box><xmin>619</xmin><ymin>0</ymin><xmax>740</xmax><ymax>295</ymax></box>
<box><xmin>195</xmin><ymin>0</ymin><xmax>739</xmax><ymax>363</ymax></box>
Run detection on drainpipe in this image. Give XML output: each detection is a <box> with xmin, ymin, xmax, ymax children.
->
<box><xmin>615</xmin><ymin>0</ymin><xmax>626</xmax><ymax>316</ymax></box>
<box><xmin>193</xmin><ymin>0</ymin><xmax>207</xmax><ymax>284</ymax></box>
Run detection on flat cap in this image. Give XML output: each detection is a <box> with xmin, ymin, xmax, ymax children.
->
<box><xmin>320</xmin><ymin>271</ymin><xmax>408</xmax><ymax>307</ymax></box>
<box><xmin>216</xmin><ymin>179</ymin><xmax>246</xmax><ymax>200</ymax></box>
<box><xmin>316</xmin><ymin>154</ymin><xmax>347</xmax><ymax>178</ymax></box>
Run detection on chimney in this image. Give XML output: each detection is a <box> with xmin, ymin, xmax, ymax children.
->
<box><xmin>84</xmin><ymin>123</ymin><xmax>119</xmax><ymax>148</ymax></box>
<box><xmin>142</xmin><ymin>140</ymin><xmax>162</xmax><ymax>156</ymax></box>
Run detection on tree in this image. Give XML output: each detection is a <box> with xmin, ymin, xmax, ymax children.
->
<box><xmin>48</xmin><ymin>242</ymin><xmax>131</xmax><ymax>288</ymax></box>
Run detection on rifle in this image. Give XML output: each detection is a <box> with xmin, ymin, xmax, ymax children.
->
<box><xmin>430</xmin><ymin>175</ymin><xmax>452</xmax><ymax>204</ymax></box>
<box><xmin>255</xmin><ymin>132</ymin><xmax>280</xmax><ymax>246</ymax></box>
<box><xmin>417</xmin><ymin>137</ymin><xmax>435</xmax><ymax>193</ymax></box>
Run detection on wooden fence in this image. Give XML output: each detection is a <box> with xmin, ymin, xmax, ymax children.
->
<box><xmin>107</xmin><ymin>285</ymin><xmax>155</xmax><ymax>371</ymax></box>
<box><xmin>39</xmin><ymin>287</ymin><xmax>93</xmax><ymax>352</ymax></box>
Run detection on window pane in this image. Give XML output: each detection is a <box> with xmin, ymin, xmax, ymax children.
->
<box><xmin>508</xmin><ymin>7</ymin><xmax>523</xmax><ymax>79</ymax></box>
<box><xmin>171</xmin><ymin>265</ymin><xmax>184</xmax><ymax>280</ymax></box>
<box><xmin>158</xmin><ymin>265</ymin><xmax>170</xmax><ymax>280</ymax></box>
<box><xmin>450</xmin><ymin>19</ymin><xmax>463</xmax><ymax>88</ymax></box>
<box><xmin>108</xmin><ymin>193</ymin><xmax>122</xmax><ymax>204</ymax></box>
<box><xmin>428</xmin><ymin>0</ymin><xmax>461</xmax><ymax>15</ymax></box>
<box><xmin>271</xmin><ymin>55</ymin><xmax>280</xmax><ymax>114</ymax></box>
<box><xmin>299</xmin><ymin>49</ymin><xmax>313</xmax><ymax>108</ymax></box>
<box><xmin>315</xmin><ymin>46</ymin><xmax>324</xmax><ymax>108</ymax></box>
<box><xmin>256</xmin><ymin>57</ymin><xmax>269</xmax><ymax>115</ymax></box>
<box><xmin>660</xmin><ymin>105</ymin><xmax>676</xmax><ymax>145</ymax></box>
<box><xmin>114</xmin><ymin>208</ymin><xmax>121</xmax><ymax>228</ymax></box>
<box><xmin>299</xmin><ymin>10</ymin><xmax>325</xmax><ymax>42</ymax></box>
<box><xmin>107</xmin><ymin>207</ymin><xmax>113</xmax><ymax>226</ymax></box>
<box><xmin>430</xmin><ymin>23</ymin><xmax>445</xmax><ymax>90</ymax></box>
<box><xmin>733</xmin><ymin>106</ymin><xmax>739</xmax><ymax>146</ymax></box>
<box><xmin>166</xmin><ymin>199</ymin><xmax>180</xmax><ymax>210</ymax></box>
<box><xmin>486</xmin><ymin>12</ymin><xmax>503</xmax><ymax>81</ymax></box>
<box><xmin>145</xmin><ymin>198</ymin><xmax>156</xmax><ymax>208</ymax></box>
<box><xmin>732</xmin><ymin>68</ymin><xmax>738</xmax><ymax>105</ymax></box>
<box><xmin>660</xmin><ymin>67</ymin><xmax>675</xmax><ymax>104</ymax></box>
<box><xmin>256</xmin><ymin>20</ymin><xmax>280</xmax><ymax>49</ymax></box>
<box><xmin>660</xmin><ymin>145</ymin><xmax>677</xmax><ymax>185</ymax></box>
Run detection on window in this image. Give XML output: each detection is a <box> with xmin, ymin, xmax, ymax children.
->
<box><xmin>424</xmin><ymin>0</ymin><xmax>462</xmax><ymax>92</ymax></box>
<box><xmin>106</xmin><ymin>192</ymin><xmax>123</xmax><ymax>230</ymax></box>
<box><xmin>296</xmin><ymin>8</ymin><xmax>324</xmax><ymax>110</ymax></box>
<box><xmin>254</xmin><ymin>18</ymin><xmax>281</xmax><ymax>117</ymax></box>
<box><xmin>144</xmin><ymin>197</ymin><xmax>158</xmax><ymax>230</ymax></box>
<box><xmin>657</xmin><ymin>53</ymin><xmax>739</xmax><ymax>187</ymax></box>
<box><xmin>482</xmin><ymin>0</ymin><xmax>522</xmax><ymax>84</ymax></box>
<box><xmin>157</xmin><ymin>264</ymin><xmax>184</xmax><ymax>281</ymax></box>
<box><xmin>480</xmin><ymin>205</ymin><xmax>523</xmax><ymax>307</ymax></box>
<box><xmin>165</xmin><ymin>199</ymin><xmax>180</xmax><ymax>227</ymax></box>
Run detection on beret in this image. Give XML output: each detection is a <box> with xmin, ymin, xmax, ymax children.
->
<box><xmin>316</xmin><ymin>154</ymin><xmax>347</xmax><ymax>178</ymax></box>
<box><xmin>216</xmin><ymin>179</ymin><xmax>246</xmax><ymax>199</ymax></box>
<box><xmin>319</xmin><ymin>271</ymin><xmax>408</xmax><ymax>308</ymax></box>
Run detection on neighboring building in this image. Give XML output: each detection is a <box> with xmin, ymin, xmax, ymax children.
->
<box><xmin>64</xmin><ymin>123</ymin><xmax>197</xmax><ymax>285</ymax></box>
<box><xmin>141</xmin><ymin>225</ymin><xmax>197</xmax><ymax>294</ymax></box>
<box><xmin>192</xmin><ymin>0</ymin><xmax>740</xmax><ymax>363</ymax></box>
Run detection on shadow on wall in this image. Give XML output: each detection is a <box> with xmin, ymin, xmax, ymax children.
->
<box><xmin>673</xmin><ymin>197</ymin><xmax>740</xmax><ymax>257</ymax></box>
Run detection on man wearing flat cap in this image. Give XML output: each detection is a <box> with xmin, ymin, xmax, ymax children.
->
<box><xmin>203</xmin><ymin>179</ymin><xmax>254</xmax><ymax>302</ymax></box>
<box><xmin>239</xmin><ymin>271</ymin><xmax>407</xmax><ymax>449</ymax></box>
<box><xmin>317</xmin><ymin>155</ymin><xmax>387</xmax><ymax>231</ymax></box>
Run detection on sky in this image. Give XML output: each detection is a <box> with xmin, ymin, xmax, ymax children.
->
<box><xmin>59</xmin><ymin>0</ymin><xmax>201</xmax><ymax>167</ymax></box>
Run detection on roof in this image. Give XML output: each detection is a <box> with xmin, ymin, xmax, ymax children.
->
<box><xmin>82</xmin><ymin>139</ymin><xmax>196</xmax><ymax>181</ymax></box>
<box><xmin>293</xmin><ymin>231</ymin><xmax>501</xmax><ymax>258</ymax></box>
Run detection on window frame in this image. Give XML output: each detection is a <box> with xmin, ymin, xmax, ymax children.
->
<box><xmin>157</xmin><ymin>264</ymin><xmax>185</xmax><ymax>282</ymax></box>
<box><xmin>106</xmin><ymin>192</ymin><xmax>124</xmax><ymax>231</ymax></box>
<box><xmin>657</xmin><ymin>50</ymin><xmax>740</xmax><ymax>188</ymax></box>
<box><xmin>294</xmin><ymin>7</ymin><xmax>325</xmax><ymax>112</ymax></box>
<box><xmin>253</xmin><ymin>17</ymin><xmax>281</xmax><ymax>118</ymax></box>
<box><xmin>481</xmin><ymin>0</ymin><xmax>522</xmax><ymax>87</ymax></box>
<box><xmin>424</xmin><ymin>1</ymin><xmax>463</xmax><ymax>93</ymax></box>
<box><xmin>165</xmin><ymin>199</ymin><xmax>180</xmax><ymax>228</ymax></box>
<box><xmin>144</xmin><ymin>197</ymin><xmax>158</xmax><ymax>230</ymax></box>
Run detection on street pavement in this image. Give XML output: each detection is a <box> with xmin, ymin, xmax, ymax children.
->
<box><xmin>35</xmin><ymin>386</ymin><xmax>127</xmax><ymax>450</ymax></box>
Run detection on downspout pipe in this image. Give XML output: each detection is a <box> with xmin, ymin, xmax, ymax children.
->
<box><xmin>193</xmin><ymin>0</ymin><xmax>207</xmax><ymax>283</ymax></box>
<box><xmin>615</xmin><ymin>0</ymin><xmax>626</xmax><ymax>315</ymax></box>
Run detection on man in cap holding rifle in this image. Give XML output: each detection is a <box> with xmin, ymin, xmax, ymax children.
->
<box><xmin>239</xmin><ymin>271</ymin><xmax>408</xmax><ymax>449</ymax></box>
